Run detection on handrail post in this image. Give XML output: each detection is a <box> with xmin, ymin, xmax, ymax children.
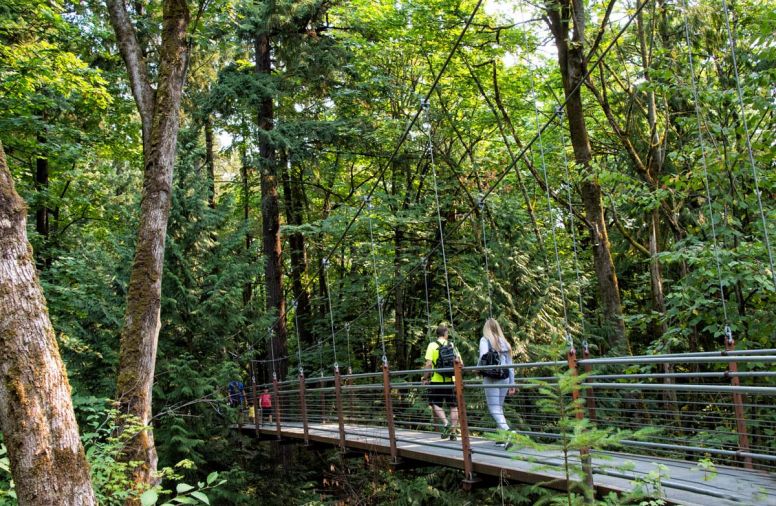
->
<box><xmin>273</xmin><ymin>373</ymin><xmax>282</xmax><ymax>440</ymax></box>
<box><xmin>347</xmin><ymin>366</ymin><xmax>355</xmax><ymax>421</ymax></box>
<box><xmin>382</xmin><ymin>359</ymin><xmax>400</xmax><ymax>465</ymax></box>
<box><xmin>725</xmin><ymin>328</ymin><xmax>752</xmax><ymax>469</ymax></box>
<box><xmin>567</xmin><ymin>342</ymin><xmax>594</xmax><ymax>501</ymax></box>
<box><xmin>335</xmin><ymin>365</ymin><xmax>346</xmax><ymax>452</ymax></box>
<box><xmin>453</xmin><ymin>358</ymin><xmax>474</xmax><ymax>487</ymax></box>
<box><xmin>250</xmin><ymin>362</ymin><xmax>259</xmax><ymax>436</ymax></box>
<box><xmin>299</xmin><ymin>371</ymin><xmax>309</xmax><ymax>445</ymax></box>
<box><xmin>582</xmin><ymin>341</ymin><xmax>597</xmax><ymax>424</ymax></box>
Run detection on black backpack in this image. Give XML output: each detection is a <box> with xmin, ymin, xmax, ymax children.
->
<box><xmin>478</xmin><ymin>340</ymin><xmax>509</xmax><ymax>379</ymax></box>
<box><xmin>434</xmin><ymin>339</ymin><xmax>456</xmax><ymax>379</ymax></box>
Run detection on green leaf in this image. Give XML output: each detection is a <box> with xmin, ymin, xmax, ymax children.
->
<box><xmin>140</xmin><ymin>489</ymin><xmax>159</xmax><ymax>506</ymax></box>
<box><xmin>190</xmin><ymin>491</ymin><xmax>210</xmax><ymax>504</ymax></box>
<box><xmin>176</xmin><ymin>483</ymin><xmax>195</xmax><ymax>494</ymax></box>
<box><xmin>206</xmin><ymin>471</ymin><xmax>218</xmax><ymax>485</ymax></box>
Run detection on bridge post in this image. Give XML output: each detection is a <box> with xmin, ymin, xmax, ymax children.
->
<box><xmin>453</xmin><ymin>358</ymin><xmax>475</xmax><ymax>487</ymax></box>
<box><xmin>581</xmin><ymin>341</ymin><xmax>597</xmax><ymax>424</ymax></box>
<box><xmin>299</xmin><ymin>371</ymin><xmax>309</xmax><ymax>445</ymax></box>
<box><xmin>382</xmin><ymin>359</ymin><xmax>400</xmax><ymax>465</ymax></box>
<box><xmin>273</xmin><ymin>374</ymin><xmax>282</xmax><ymax>440</ymax></box>
<box><xmin>724</xmin><ymin>328</ymin><xmax>752</xmax><ymax>469</ymax></box>
<box><xmin>567</xmin><ymin>343</ymin><xmax>594</xmax><ymax>501</ymax></box>
<box><xmin>250</xmin><ymin>362</ymin><xmax>259</xmax><ymax>436</ymax></box>
<box><xmin>335</xmin><ymin>365</ymin><xmax>346</xmax><ymax>453</ymax></box>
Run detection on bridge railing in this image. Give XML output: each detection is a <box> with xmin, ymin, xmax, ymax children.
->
<box><xmin>247</xmin><ymin>349</ymin><xmax>776</xmax><ymax>478</ymax></box>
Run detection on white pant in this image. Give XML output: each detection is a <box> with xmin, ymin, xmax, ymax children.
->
<box><xmin>483</xmin><ymin>377</ymin><xmax>510</xmax><ymax>430</ymax></box>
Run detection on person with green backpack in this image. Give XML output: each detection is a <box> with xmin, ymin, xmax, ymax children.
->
<box><xmin>420</xmin><ymin>324</ymin><xmax>462</xmax><ymax>440</ymax></box>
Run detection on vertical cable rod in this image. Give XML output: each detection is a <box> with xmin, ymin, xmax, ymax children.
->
<box><xmin>530</xmin><ymin>70</ymin><xmax>570</xmax><ymax>330</ymax></box>
<box><xmin>345</xmin><ymin>322</ymin><xmax>353</xmax><ymax>374</ymax></box>
<box><xmin>323</xmin><ymin>258</ymin><xmax>338</xmax><ymax>370</ymax></box>
<box><xmin>422</xmin><ymin>258</ymin><xmax>431</xmax><ymax>333</ymax></box>
<box><xmin>478</xmin><ymin>195</ymin><xmax>494</xmax><ymax>320</ymax></box>
<box><xmin>423</xmin><ymin>98</ymin><xmax>455</xmax><ymax>329</ymax></box>
<box><xmin>293</xmin><ymin>301</ymin><xmax>304</xmax><ymax>375</ymax></box>
<box><xmin>268</xmin><ymin>327</ymin><xmax>277</xmax><ymax>380</ymax></box>
<box><xmin>366</xmin><ymin>197</ymin><xmax>388</xmax><ymax>363</ymax></box>
<box><xmin>679</xmin><ymin>0</ymin><xmax>730</xmax><ymax>324</ymax></box>
<box><xmin>556</xmin><ymin>108</ymin><xmax>586</xmax><ymax>328</ymax></box>
<box><xmin>719</xmin><ymin>0</ymin><xmax>776</xmax><ymax>291</ymax></box>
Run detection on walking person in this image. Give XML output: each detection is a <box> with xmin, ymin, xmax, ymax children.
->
<box><xmin>421</xmin><ymin>324</ymin><xmax>462</xmax><ymax>440</ymax></box>
<box><xmin>478</xmin><ymin>318</ymin><xmax>516</xmax><ymax>448</ymax></box>
<box><xmin>259</xmin><ymin>388</ymin><xmax>273</xmax><ymax>426</ymax></box>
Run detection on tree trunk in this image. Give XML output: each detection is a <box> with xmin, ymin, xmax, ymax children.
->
<box><xmin>0</xmin><ymin>142</ymin><xmax>97</xmax><ymax>505</ymax></box>
<box><xmin>547</xmin><ymin>0</ymin><xmax>627</xmax><ymax>352</ymax></box>
<box><xmin>241</xmin><ymin>143</ymin><xmax>253</xmax><ymax>305</ymax></box>
<box><xmin>107</xmin><ymin>0</ymin><xmax>190</xmax><ymax>488</ymax></box>
<box><xmin>255</xmin><ymin>32</ymin><xmax>287</xmax><ymax>379</ymax></box>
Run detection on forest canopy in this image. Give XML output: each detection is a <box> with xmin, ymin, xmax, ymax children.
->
<box><xmin>0</xmin><ymin>0</ymin><xmax>773</xmax><ymax>503</ymax></box>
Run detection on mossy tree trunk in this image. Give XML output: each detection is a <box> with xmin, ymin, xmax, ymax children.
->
<box><xmin>547</xmin><ymin>0</ymin><xmax>628</xmax><ymax>352</ymax></box>
<box><xmin>0</xmin><ymin>142</ymin><xmax>97</xmax><ymax>505</ymax></box>
<box><xmin>106</xmin><ymin>0</ymin><xmax>191</xmax><ymax>489</ymax></box>
<box><xmin>255</xmin><ymin>32</ymin><xmax>288</xmax><ymax>378</ymax></box>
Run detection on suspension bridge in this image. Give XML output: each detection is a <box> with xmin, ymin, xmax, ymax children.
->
<box><xmin>229</xmin><ymin>0</ymin><xmax>776</xmax><ymax>503</ymax></box>
<box><xmin>235</xmin><ymin>348</ymin><xmax>776</xmax><ymax>505</ymax></box>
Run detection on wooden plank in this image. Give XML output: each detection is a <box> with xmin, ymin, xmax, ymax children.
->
<box><xmin>234</xmin><ymin>423</ymin><xmax>776</xmax><ymax>506</ymax></box>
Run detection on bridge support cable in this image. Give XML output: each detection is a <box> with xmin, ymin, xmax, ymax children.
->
<box><xmin>344</xmin><ymin>322</ymin><xmax>353</xmax><ymax>375</ymax></box>
<box><xmin>719</xmin><ymin>0</ymin><xmax>776</xmax><ymax>291</ymax></box>
<box><xmin>423</xmin><ymin>99</ymin><xmax>455</xmax><ymax>330</ymax></box>
<box><xmin>477</xmin><ymin>195</ymin><xmax>494</xmax><ymax>320</ymax></box>
<box><xmin>680</xmin><ymin>1</ymin><xmax>753</xmax><ymax>467</ymax></box>
<box><xmin>365</xmin><ymin>197</ymin><xmax>388</xmax><ymax>364</ymax></box>
<box><xmin>529</xmin><ymin>70</ymin><xmax>571</xmax><ymax>337</ymax></box>
<box><xmin>322</xmin><ymin>258</ymin><xmax>339</xmax><ymax>372</ymax></box>
<box><xmin>422</xmin><ymin>258</ymin><xmax>431</xmax><ymax>334</ymax></box>
<box><xmin>679</xmin><ymin>0</ymin><xmax>730</xmax><ymax>326</ymax></box>
<box><xmin>555</xmin><ymin>109</ymin><xmax>586</xmax><ymax>332</ymax></box>
<box><xmin>256</xmin><ymin>0</ymin><xmax>486</xmax><ymax>342</ymax></box>
<box><xmin>252</xmin><ymin>0</ymin><xmax>654</xmax><ymax>364</ymax></box>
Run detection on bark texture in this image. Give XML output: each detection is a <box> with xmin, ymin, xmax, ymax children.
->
<box><xmin>255</xmin><ymin>33</ymin><xmax>288</xmax><ymax>378</ymax></box>
<box><xmin>547</xmin><ymin>0</ymin><xmax>627</xmax><ymax>351</ymax></box>
<box><xmin>0</xmin><ymin>142</ymin><xmax>97</xmax><ymax>505</ymax></box>
<box><xmin>106</xmin><ymin>0</ymin><xmax>190</xmax><ymax>487</ymax></box>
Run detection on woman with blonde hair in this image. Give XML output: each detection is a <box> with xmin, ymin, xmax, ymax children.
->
<box><xmin>478</xmin><ymin>318</ymin><xmax>516</xmax><ymax>443</ymax></box>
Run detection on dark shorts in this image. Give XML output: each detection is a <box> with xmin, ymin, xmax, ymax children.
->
<box><xmin>426</xmin><ymin>382</ymin><xmax>457</xmax><ymax>407</ymax></box>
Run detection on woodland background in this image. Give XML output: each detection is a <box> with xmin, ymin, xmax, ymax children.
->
<box><xmin>0</xmin><ymin>0</ymin><xmax>773</xmax><ymax>503</ymax></box>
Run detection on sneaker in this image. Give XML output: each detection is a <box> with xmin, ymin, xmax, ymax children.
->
<box><xmin>449</xmin><ymin>428</ymin><xmax>458</xmax><ymax>441</ymax></box>
<box><xmin>503</xmin><ymin>441</ymin><xmax>514</xmax><ymax>451</ymax></box>
<box><xmin>495</xmin><ymin>441</ymin><xmax>506</xmax><ymax>447</ymax></box>
<box><xmin>440</xmin><ymin>424</ymin><xmax>451</xmax><ymax>439</ymax></box>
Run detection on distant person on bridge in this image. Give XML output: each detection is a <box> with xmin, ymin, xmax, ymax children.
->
<box><xmin>477</xmin><ymin>318</ymin><xmax>516</xmax><ymax>449</ymax></box>
<box><xmin>421</xmin><ymin>324</ymin><xmax>462</xmax><ymax>441</ymax></box>
<box><xmin>259</xmin><ymin>388</ymin><xmax>273</xmax><ymax>425</ymax></box>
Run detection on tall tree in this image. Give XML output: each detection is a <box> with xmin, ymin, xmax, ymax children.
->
<box><xmin>0</xmin><ymin>141</ymin><xmax>97</xmax><ymax>505</ymax></box>
<box><xmin>105</xmin><ymin>0</ymin><xmax>191</xmax><ymax>486</ymax></box>
<box><xmin>546</xmin><ymin>0</ymin><xmax>628</xmax><ymax>351</ymax></box>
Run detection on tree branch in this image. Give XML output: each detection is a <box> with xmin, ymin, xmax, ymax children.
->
<box><xmin>106</xmin><ymin>0</ymin><xmax>154</xmax><ymax>135</ymax></box>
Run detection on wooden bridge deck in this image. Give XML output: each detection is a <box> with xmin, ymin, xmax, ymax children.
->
<box><xmin>236</xmin><ymin>422</ymin><xmax>776</xmax><ymax>505</ymax></box>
